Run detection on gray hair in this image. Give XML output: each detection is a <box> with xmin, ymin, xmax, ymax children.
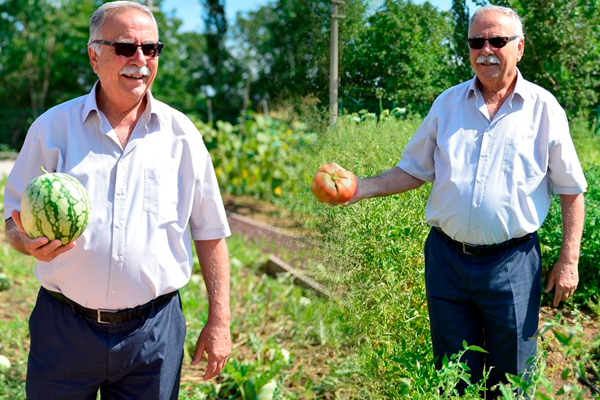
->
<box><xmin>88</xmin><ymin>1</ymin><xmax>158</xmax><ymax>55</ymax></box>
<box><xmin>469</xmin><ymin>5</ymin><xmax>524</xmax><ymax>39</ymax></box>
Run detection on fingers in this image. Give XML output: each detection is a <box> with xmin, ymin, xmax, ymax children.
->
<box><xmin>193</xmin><ymin>327</ymin><xmax>231</xmax><ymax>380</ymax></box>
<box><xmin>202</xmin><ymin>354</ymin><xmax>229</xmax><ymax>381</ymax></box>
<box><xmin>51</xmin><ymin>241</ymin><xmax>76</xmax><ymax>257</ymax></box>
<box><xmin>192</xmin><ymin>342</ymin><xmax>228</xmax><ymax>381</ymax></box>
<box><xmin>10</xmin><ymin>210</ymin><xmax>76</xmax><ymax>261</ymax></box>
<box><xmin>11</xmin><ymin>210</ymin><xmax>24</xmax><ymax>232</ymax></box>
<box><xmin>203</xmin><ymin>357</ymin><xmax>220</xmax><ymax>381</ymax></box>
<box><xmin>544</xmin><ymin>271</ymin><xmax>555</xmax><ymax>294</ymax></box>
<box><xmin>27</xmin><ymin>237</ymin><xmax>75</xmax><ymax>262</ymax></box>
<box><xmin>553</xmin><ymin>288</ymin><xmax>563</xmax><ymax>307</ymax></box>
<box><xmin>218</xmin><ymin>355</ymin><xmax>228</xmax><ymax>374</ymax></box>
<box><xmin>191</xmin><ymin>341</ymin><xmax>205</xmax><ymax>366</ymax></box>
<box><xmin>552</xmin><ymin>285</ymin><xmax>576</xmax><ymax>307</ymax></box>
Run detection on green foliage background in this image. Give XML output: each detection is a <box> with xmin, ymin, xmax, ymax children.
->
<box><xmin>1</xmin><ymin>0</ymin><xmax>599</xmax><ymax>150</ymax></box>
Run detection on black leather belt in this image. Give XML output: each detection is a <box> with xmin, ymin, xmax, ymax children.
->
<box><xmin>44</xmin><ymin>287</ymin><xmax>178</xmax><ymax>324</ymax></box>
<box><xmin>435</xmin><ymin>227</ymin><xmax>534</xmax><ymax>257</ymax></box>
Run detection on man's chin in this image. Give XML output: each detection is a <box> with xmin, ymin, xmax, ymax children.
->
<box><xmin>476</xmin><ymin>68</ymin><xmax>501</xmax><ymax>81</ymax></box>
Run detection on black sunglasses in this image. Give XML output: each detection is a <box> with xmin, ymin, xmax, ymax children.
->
<box><xmin>93</xmin><ymin>40</ymin><xmax>164</xmax><ymax>57</ymax></box>
<box><xmin>467</xmin><ymin>35</ymin><xmax>519</xmax><ymax>50</ymax></box>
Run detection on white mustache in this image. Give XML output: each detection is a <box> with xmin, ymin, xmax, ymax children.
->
<box><xmin>476</xmin><ymin>55</ymin><xmax>501</xmax><ymax>65</ymax></box>
<box><xmin>120</xmin><ymin>65</ymin><xmax>151</xmax><ymax>76</ymax></box>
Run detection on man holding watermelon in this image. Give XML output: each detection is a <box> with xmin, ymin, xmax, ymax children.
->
<box><xmin>314</xmin><ymin>5</ymin><xmax>587</xmax><ymax>398</ymax></box>
<box><xmin>3</xmin><ymin>2</ymin><xmax>231</xmax><ymax>399</ymax></box>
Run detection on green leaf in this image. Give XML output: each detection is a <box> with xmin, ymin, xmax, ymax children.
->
<box><xmin>257</xmin><ymin>380</ymin><xmax>277</xmax><ymax>400</ymax></box>
<box><xmin>466</xmin><ymin>345</ymin><xmax>488</xmax><ymax>353</ymax></box>
<box><xmin>552</xmin><ymin>328</ymin><xmax>571</xmax><ymax>346</ymax></box>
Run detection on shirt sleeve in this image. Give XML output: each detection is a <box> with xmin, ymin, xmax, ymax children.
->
<box><xmin>397</xmin><ymin>108</ymin><xmax>438</xmax><ymax>182</ymax></box>
<box><xmin>3</xmin><ymin>115</ymin><xmax>62</xmax><ymax>220</ymax></box>
<box><xmin>188</xmin><ymin>141</ymin><xmax>231</xmax><ymax>241</ymax></box>
<box><xmin>547</xmin><ymin>108</ymin><xmax>587</xmax><ymax>195</ymax></box>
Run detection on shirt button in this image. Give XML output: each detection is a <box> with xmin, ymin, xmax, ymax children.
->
<box><xmin>111</xmin><ymin>290</ymin><xmax>117</xmax><ymax>295</ymax></box>
<box><xmin>116</xmin><ymin>222</ymin><xmax>123</xmax><ymax>229</ymax></box>
<box><xmin>117</xmin><ymin>190</ymin><xmax>124</xmax><ymax>196</ymax></box>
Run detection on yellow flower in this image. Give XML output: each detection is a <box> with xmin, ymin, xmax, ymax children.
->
<box><xmin>274</xmin><ymin>187</ymin><xmax>282</xmax><ymax>196</ymax></box>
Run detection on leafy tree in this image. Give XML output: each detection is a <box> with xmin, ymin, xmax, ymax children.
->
<box><xmin>233</xmin><ymin>0</ymin><xmax>366</xmax><ymax>108</ymax></box>
<box><xmin>342</xmin><ymin>0</ymin><xmax>455</xmax><ymax>115</ymax></box>
<box><xmin>451</xmin><ymin>0</ymin><xmax>473</xmax><ymax>82</ymax></box>
<box><xmin>183</xmin><ymin>0</ymin><xmax>245</xmax><ymax>123</ymax></box>
<box><xmin>203</xmin><ymin>0</ymin><xmax>227</xmax><ymax>61</ymax></box>
<box><xmin>0</xmin><ymin>0</ymin><xmax>97</xmax><ymax>149</ymax></box>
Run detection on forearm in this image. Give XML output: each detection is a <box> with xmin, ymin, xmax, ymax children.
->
<box><xmin>353</xmin><ymin>166</ymin><xmax>425</xmax><ymax>201</ymax></box>
<box><xmin>4</xmin><ymin>217</ymin><xmax>29</xmax><ymax>255</ymax></box>
<box><xmin>558</xmin><ymin>193</ymin><xmax>585</xmax><ymax>264</ymax></box>
<box><xmin>194</xmin><ymin>238</ymin><xmax>231</xmax><ymax>325</ymax></box>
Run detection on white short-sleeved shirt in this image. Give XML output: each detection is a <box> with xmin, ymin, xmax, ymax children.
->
<box><xmin>4</xmin><ymin>83</ymin><xmax>231</xmax><ymax>309</ymax></box>
<box><xmin>398</xmin><ymin>71</ymin><xmax>587</xmax><ymax>245</ymax></box>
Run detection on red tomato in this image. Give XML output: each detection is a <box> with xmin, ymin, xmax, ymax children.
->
<box><xmin>310</xmin><ymin>163</ymin><xmax>357</xmax><ymax>204</ymax></box>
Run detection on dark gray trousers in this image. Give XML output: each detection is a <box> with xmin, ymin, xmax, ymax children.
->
<box><xmin>425</xmin><ymin>227</ymin><xmax>541</xmax><ymax>398</ymax></box>
<box><xmin>26</xmin><ymin>287</ymin><xmax>186</xmax><ymax>400</ymax></box>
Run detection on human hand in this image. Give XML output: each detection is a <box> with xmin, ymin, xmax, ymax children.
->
<box><xmin>10</xmin><ymin>210</ymin><xmax>75</xmax><ymax>261</ymax></box>
<box><xmin>191</xmin><ymin>320</ymin><xmax>231</xmax><ymax>380</ymax></box>
<box><xmin>342</xmin><ymin>178</ymin><xmax>363</xmax><ymax>206</ymax></box>
<box><xmin>545</xmin><ymin>259</ymin><xmax>579</xmax><ymax>307</ymax></box>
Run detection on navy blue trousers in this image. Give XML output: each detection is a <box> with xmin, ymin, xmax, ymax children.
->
<box><xmin>425</xmin><ymin>227</ymin><xmax>541</xmax><ymax>398</ymax></box>
<box><xmin>26</xmin><ymin>287</ymin><xmax>186</xmax><ymax>400</ymax></box>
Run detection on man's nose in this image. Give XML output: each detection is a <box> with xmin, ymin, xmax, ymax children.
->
<box><xmin>130</xmin><ymin>46</ymin><xmax>147</xmax><ymax>64</ymax></box>
<box><xmin>480</xmin><ymin>40</ymin><xmax>495</xmax><ymax>55</ymax></box>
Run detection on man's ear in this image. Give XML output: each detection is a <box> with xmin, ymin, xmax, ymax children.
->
<box><xmin>88</xmin><ymin>46</ymin><xmax>99</xmax><ymax>75</ymax></box>
<box><xmin>516</xmin><ymin>37</ymin><xmax>525</xmax><ymax>62</ymax></box>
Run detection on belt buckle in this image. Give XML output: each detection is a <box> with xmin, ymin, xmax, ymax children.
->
<box><xmin>462</xmin><ymin>242</ymin><xmax>472</xmax><ymax>255</ymax></box>
<box><xmin>97</xmin><ymin>309</ymin><xmax>117</xmax><ymax>324</ymax></box>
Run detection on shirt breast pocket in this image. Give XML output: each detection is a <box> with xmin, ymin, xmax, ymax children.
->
<box><xmin>502</xmin><ymin>131</ymin><xmax>544</xmax><ymax>193</ymax></box>
<box><xmin>143</xmin><ymin>168</ymin><xmax>180</xmax><ymax>221</ymax></box>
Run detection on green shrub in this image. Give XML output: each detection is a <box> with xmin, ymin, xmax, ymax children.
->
<box><xmin>192</xmin><ymin>113</ymin><xmax>317</xmax><ymax>201</ymax></box>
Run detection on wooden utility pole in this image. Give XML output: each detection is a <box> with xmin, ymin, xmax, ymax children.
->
<box><xmin>329</xmin><ymin>0</ymin><xmax>345</xmax><ymax>124</ymax></box>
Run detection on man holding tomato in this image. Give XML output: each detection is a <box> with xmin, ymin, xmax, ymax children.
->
<box><xmin>343</xmin><ymin>5</ymin><xmax>586</xmax><ymax>398</ymax></box>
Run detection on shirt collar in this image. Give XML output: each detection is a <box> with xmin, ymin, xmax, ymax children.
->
<box><xmin>81</xmin><ymin>81</ymin><xmax>101</xmax><ymax>123</ymax></box>
<box><xmin>81</xmin><ymin>81</ymin><xmax>162</xmax><ymax>125</ymax></box>
<box><xmin>466</xmin><ymin>75</ymin><xmax>479</xmax><ymax>100</ymax></box>
<box><xmin>466</xmin><ymin>68</ymin><xmax>530</xmax><ymax>102</ymax></box>
<box><xmin>511</xmin><ymin>69</ymin><xmax>529</xmax><ymax>102</ymax></box>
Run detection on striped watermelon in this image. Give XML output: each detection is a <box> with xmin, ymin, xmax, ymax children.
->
<box><xmin>20</xmin><ymin>167</ymin><xmax>91</xmax><ymax>246</ymax></box>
